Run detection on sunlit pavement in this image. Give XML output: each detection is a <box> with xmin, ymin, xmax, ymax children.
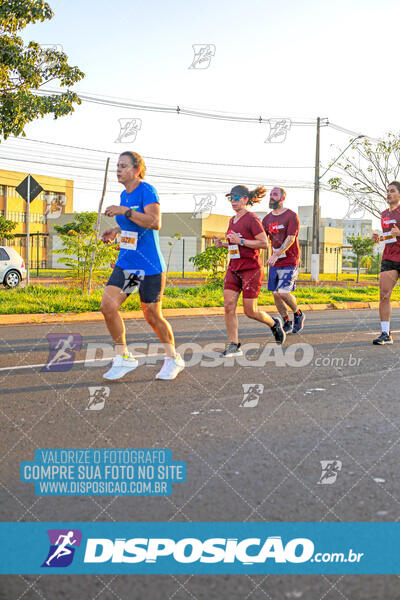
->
<box><xmin>1</xmin><ymin>309</ymin><xmax>400</xmax><ymax>599</ymax></box>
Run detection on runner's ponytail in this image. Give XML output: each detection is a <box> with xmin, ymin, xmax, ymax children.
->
<box><xmin>247</xmin><ymin>186</ymin><xmax>267</xmax><ymax>206</ymax></box>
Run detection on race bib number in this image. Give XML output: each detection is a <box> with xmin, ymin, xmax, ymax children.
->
<box><xmin>120</xmin><ymin>230</ymin><xmax>138</xmax><ymax>250</ymax></box>
<box><xmin>379</xmin><ymin>231</ymin><xmax>396</xmax><ymax>244</ymax></box>
<box><xmin>228</xmin><ymin>244</ymin><xmax>240</xmax><ymax>259</ymax></box>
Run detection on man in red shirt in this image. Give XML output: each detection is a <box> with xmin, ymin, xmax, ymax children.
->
<box><xmin>262</xmin><ymin>187</ymin><xmax>305</xmax><ymax>334</ymax></box>
<box><xmin>371</xmin><ymin>181</ymin><xmax>400</xmax><ymax>344</ymax></box>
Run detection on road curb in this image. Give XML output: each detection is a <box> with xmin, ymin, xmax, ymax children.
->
<box><xmin>0</xmin><ymin>301</ymin><xmax>387</xmax><ymax>326</ymax></box>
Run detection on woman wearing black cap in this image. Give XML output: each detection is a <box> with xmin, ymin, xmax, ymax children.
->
<box><xmin>214</xmin><ymin>185</ymin><xmax>286</xmax><ymax>357</ymax></box>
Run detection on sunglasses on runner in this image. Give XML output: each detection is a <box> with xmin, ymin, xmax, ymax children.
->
<box><xmin>227</xmin><ymin>195</ymin><xmax>243</xmax><ymax>202</ymax></box>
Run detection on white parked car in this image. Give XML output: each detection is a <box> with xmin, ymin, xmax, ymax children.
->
<box><xmin>0</xmin><ymin>246</ymin><xmax>26</xmax><ymax>288</ymax></box>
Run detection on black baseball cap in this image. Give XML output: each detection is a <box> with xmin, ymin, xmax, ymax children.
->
<box><xmin>225</xmin><ymin>185</ymin><xmax>250</xmax><ymax>198</ymax></box>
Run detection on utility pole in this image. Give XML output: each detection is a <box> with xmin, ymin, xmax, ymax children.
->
<box><xmin>310</xmin><ymin>120</ymin><xmax>360</xmax><ymax>282</ymax></box>
<box><xmin>311</xmin><ymin>117</ymin><xmax>320</xmax><ymax>283</ymax></box>
<box><xmin>87</xmin><ymin>157</ymin><xmax>110</xmax><ymax>294</ymax></box>
<box><xmin>26</xmin><ymin>175</ymin><xmax>31</xmax><ymax>285</ymax></box>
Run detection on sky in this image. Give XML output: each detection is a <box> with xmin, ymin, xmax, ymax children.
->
<box><xmin>1</xmin><ymin>0</ymin><xmax>399</xmax><ymax>225</ymax></box>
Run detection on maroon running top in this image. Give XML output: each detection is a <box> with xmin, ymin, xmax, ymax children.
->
<box><xmin>381</xmin><ymin>205</ymin><xmax>400</xmax><ymax>262</ymax></box>
<box><xmin>226</xmin><ymin>211</ymin><xmax>265</xmax><ymax>271</ymax></box>
<box><xmin>262</xmin><ymin>208</ymin><xmax>300</xmax><ymax>267</ymax></box>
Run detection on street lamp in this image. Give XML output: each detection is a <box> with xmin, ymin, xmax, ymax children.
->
<box><xmin>310</xmin><ymin>128</ymin><xmax>365</xmax><ymax>283</ymax></box>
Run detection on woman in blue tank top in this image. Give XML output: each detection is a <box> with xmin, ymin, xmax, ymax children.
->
<box><xmin>100</xmin><ymin>151</ymin><xmax>184</xmax><ymax>381</ymax></box>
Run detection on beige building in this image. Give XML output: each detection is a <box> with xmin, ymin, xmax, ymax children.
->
<box><xmin>159</xmin><ymin>212</ymin><xmax>232</xmax><ymax>273</ymax></box>
<box><xmin>299</xmin><ymin>226</ymin><xmax>343</xmax><ymax>274</ymax></box>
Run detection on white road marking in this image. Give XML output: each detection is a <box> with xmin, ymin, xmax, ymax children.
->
<box><xmin>0</xmin><ymin>355</ymin><xmax>163</xmax><ymax>373</ymax></box>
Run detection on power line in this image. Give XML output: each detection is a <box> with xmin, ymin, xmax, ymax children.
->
<box><xmin>36</xmin><ymin>88</ymin><xmax>320</xmax><ymax>126</ymax></box>
<box><xmin>327</xmin><ymin>122</ymin><xmax>380</xmax><ymax>142</ymax></box>
<box><xmin>9</xmin><ymin>137</ymin><xmax>313</xmax><ymax>169</ymax></box>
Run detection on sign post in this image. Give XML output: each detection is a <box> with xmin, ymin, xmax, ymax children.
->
<box><xmin>27</xmin><ymin>176</ymin><xmax>30</xmax><ymax>285</ymax></box>
<box><xmin>15</xmin><ymin>175</ymin><xmax>44</xmax><ymax>286</ymax></box>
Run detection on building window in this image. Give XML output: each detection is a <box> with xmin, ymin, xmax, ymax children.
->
<box><xmin>7</xmin><ymin>187</ymin><xmax>20</xmax><ymax>198</ymax></box>
<box><xmin>8</xmin><ymin>211</ymin><xmax>27</xmax><ymax>223</ymax></box>
<box><xmin>29</xmin><ymin>213</ymin><xmax>47</xmax><ymax>224</ymax></box>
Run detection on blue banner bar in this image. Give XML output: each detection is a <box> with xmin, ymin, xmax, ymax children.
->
<box><xmin>0</xmin><ymin>522</ymin><xmax>399</xmax><ymax>574</ymax></box>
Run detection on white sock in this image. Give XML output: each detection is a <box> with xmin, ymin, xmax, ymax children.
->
<box><xmin>381</xmin><ymin>321</ymin><xmax>390</xmax><ymax>334</ymax></box>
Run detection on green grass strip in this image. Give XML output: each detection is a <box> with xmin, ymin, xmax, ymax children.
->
<box><xmin>0</xmin><ymin>284</ymin><xmax>397</xmax><ymax>315</ymax></box>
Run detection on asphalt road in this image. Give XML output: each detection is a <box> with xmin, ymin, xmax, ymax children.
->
<box><xmin>1</xmin><ymin>309</ymin><xmax>400</xmax><ymax>599</ymax></box>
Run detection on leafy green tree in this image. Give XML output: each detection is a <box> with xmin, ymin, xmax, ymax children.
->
<box><xmin>328</xmin><ymin>133</ymin><xmax>400</xmax><ymax>219</ymax></box>
<box><xmin>347</xmin><ymin>235</ymin><xmax>374</xmax><ymax>282</ymax></box>
<box><xmin>0</xmin><ymin>0</ymin><xmax>84</xmax><ymax>139</ymax></box>
<box><xmin>54</xmin><ymin>230</ymin><xmax>118</xmax><ymax>293</ymax></box>
<box><xmin>53</xmin><ymin>212</ymin><xmax>97</xmax><ymax>235</ymax></box>
<box><xmin>189</xmin><ymin>245</ymin><xmax>228</xmax><ymax>286</ymax></box>
<box><xmin>0</xmin><ymin>215</ymin><xmax>16</xmax><ymax>242</ymax></box>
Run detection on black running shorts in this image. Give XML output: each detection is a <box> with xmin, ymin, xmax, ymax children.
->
<box><xmin>380</xmin><ymin>259</ymin><xmax>400</xmax><ymax>275</ymax></box>
<box><xmin>106</xmin><ymin>266</ymin><xmax>163</xmax><ymax>303</ymax></box>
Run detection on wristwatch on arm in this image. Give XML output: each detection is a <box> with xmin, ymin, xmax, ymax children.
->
<box><xmin>240</xmin><ymin>237</ymin><xmax>245</xmax><ymax>246</ymax></box>
<box><xmin>124</xmin><ymin>208</ymin><xmax>132</xmax><ymax>219</ymax></box>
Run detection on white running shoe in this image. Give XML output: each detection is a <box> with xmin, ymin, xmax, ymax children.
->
<box><xmin>103</xmin><ymin>353</ymin><xmax>138</xmax><ymax>380</ymax></box>
<box><xmin>155</xmin><ymin>354</ymin><xmax>185</xmax><ymax>380</ymax></box>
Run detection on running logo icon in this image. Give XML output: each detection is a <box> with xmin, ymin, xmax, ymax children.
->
<box><xmin>344</xmin><ymin>198</ymin><xmax>366</xmax><ymax>220</ymax></box>
<box><xmin>191</xmin><ymin>194</ymin><xmax>216</xmax><ymax>219</ymax></box>
<box><xmin>86</xmin><ymin>386</ymin><xmax>110</xmax><ymax>411</ymax></box>
<box><xmin>189</xmin><ymin>44</ymin><xmax>216</xmax><ymax>69</ymax></box>
<box><xmin>121</xmin><ymin>269</ymin><xmax>145</xmax><ymax>294</ymax></box>
<box><xmin>42</xmin><ymin>529</ymin><xmax>82</xmax><ymax>568</ymax></box>
<box><xmin>317</xmin><ymin>460</ymin><xmax>342</xmax><ymax>485</ymax></box>
<box><xmin>115</xmin><ymin>118</ymin><xmax>142</xmax><ymax>143</ymax></box>
<box><xmin>45</xmin><ymin>194</ymin><xmax>66</xmax><ymax>219</ymax></box>
<box><xmin>240</xmin><ymin>384</ymin><xmax>264</xmax><ymax>408</ymax></box>
<box><xmin>265</xmin><ymin>119</ymin><xmax>291</xmax><ymax>143</ymax></box>
<box><xmin>42</xmin><ymin>334</ymin><xmax>82</xmax><ymax>372</ymax></box>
